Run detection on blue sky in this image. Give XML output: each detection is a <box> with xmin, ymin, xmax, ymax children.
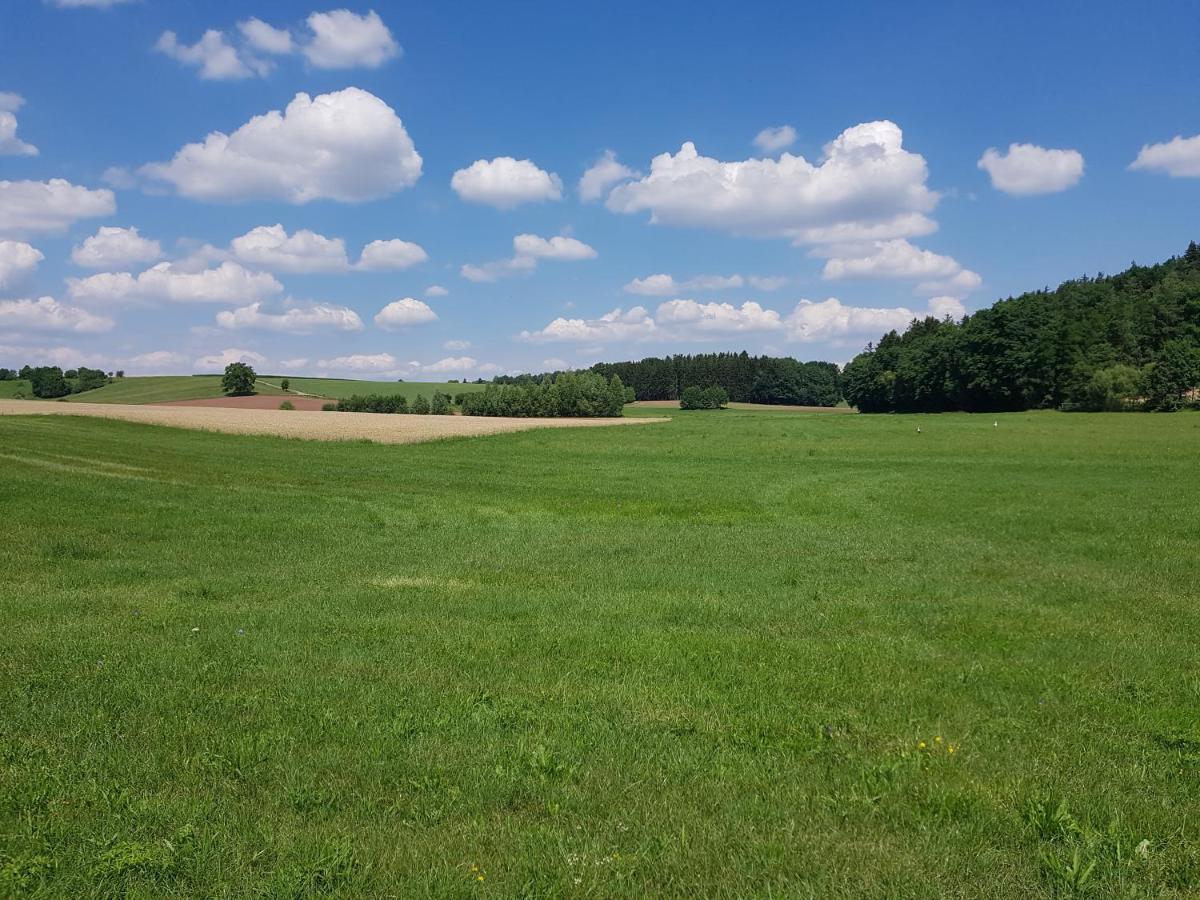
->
<box><xmin>2</xmin><ymin>0</ymin><xmax>1198</xmax><ymax>379</ymax></box>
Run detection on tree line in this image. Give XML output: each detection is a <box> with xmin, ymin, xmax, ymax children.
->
<box><xmin>1</xmin><ymin>365</ymin><xmax>118</xmax><ymax>398</ymax></box>
<box><xmin>460</xmin><ymin>371</ymin><xmax>630</xmax><ymax>417</ymax></box>
<box><xmin>843</xmin><ymin>242</ymin><xmax>1200</xmax><ymax>413</ymax></box>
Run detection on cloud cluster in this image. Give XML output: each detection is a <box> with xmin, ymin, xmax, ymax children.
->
<box><xmin>216</xmin><ymin>301</ymin><xmax>363</xmax><ymax>334</ymax></box>
<box><xmin>605</xmin><ymin>121</ymin><xmax>938</xmax><ymax>247</ymax></box>
<box><xmin>0</xmin><ymin>297</ymin><xmax>113</xmax><ymax>333</ymax></box>
<box><xmin>69</xmin><ymin>261</ymin><xmax>282</xmax><ymax>305</ymax></box>
<box><xmin>71</xmin><ymin>226</ymin><xmax>163</xmax><ymax>269</ymax></box>
<box><xmin>753</xmin><ymin>125</ymin><xmax>796</xmax><ymax>154</ymax></box>
<box><xmin>140</xmin><ymin>88</ymin><xmax>422</xmax><ymax>203</ymax></box>
<box><xmin>0</xmin><ymin>179</ymin><xmax>115</xmax><ymax>237</ymax></box>
<box><xmin>373</xmin><ymin>297</ymin><xmax>438</xmax><ymax>329</ymax></box>
<box><xmin>462</xmin><ymin>233</ymin><xmax>595</xmax><ymax>282</ymax></box>
<box><xmin>225</xmin><ymin>224</ymin><xmax>429</xmax><ymax>272</ymax></box>
<box><xmin>578</xmin><ymin>150</ymin><xmax>637</xmax><ymax>202</ymax></box>
<box><xmin>313</xmin><ymin>352</ymin><xmax>498</xmax><ymax>378</ymax></box>
<box><xmin>819</xmin><ymin>239</ymin><xmax>981</xmax><ymax>297</ymax></box>
<box><xmin>194</xmin><ymin>348</ymin><xmax>268</xmax><ymax>370</ymax></box>
<box><xmin>156</xmin><ymin>10</ymin><xmax>399</xmax><ymax>80</ymax></box>
<box><xmin>451</xmin><ymin>157</ymin><xmax>562</xmax><ymax>208</ymax></box>
<box><xmin>624</xmin><ymin>273</ymin><xmax>786</xmax><ymax>296</ymax></box>
<box><xmin>978</xmin><ymin>143</ymin><xmax>1084</xmax><ymax>194</ymax></box>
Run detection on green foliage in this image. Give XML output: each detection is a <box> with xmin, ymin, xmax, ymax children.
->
<box><xmin>844</xmin><ymin>243</ymin><xmax>1200</xmax><ymax>412</ymax></box>
<box><xmin>278</xmin><ymin>400</ymin><xmax>295</xmax><ymax>411</ymax></box>
<box><xmin>29</xmin><ymin>366</ymin><xmax>70</xmax><ymax>398</ymax></box>
<box><xmin>590</xmin><ymin>352</ymin><xmax>842</xmax><ymax>406</ymax></box>
<box><xmin>75</xmin><ymin>366</ymin><xmax>109</xmax><ymax>393</ymax></box>
<box><xmin>412</xmin><ymin>394</ymin><xmax>431</xmax><ymax>415</ymax></box>
<box><xmin>460</xmin><ymin>371</ymin><xmax>624</xmax><ymax>417</ymax></box>
<box><xmin>680</xmin><ymin>385</ymin><xmax>729</xmax><ymax>409</ymax></box>
<box><xmin>0</xmin><ymin>367</ymin><xmax>17</xmax><ymax>380</ymax></box>
<box><xmin>430</xmin><ymin>391</ymin><xmax>452</xmax><ymax>415</ymax></box>
<box><xmin>335</xmin><ymin>394</ymin><xmax>409</xmax><ymax>414</ymax></box>
<box><xmin>220</xmin><ymin>362</ymin><xmax>257</xmax><ymax>396</ymax></box>
<box><xmin>321</xmin><ymin>402</ymin><xmax>337</xmax><ymax>411</ymax></box>
<box><xmin>280</xmin><ymin>378</ymin><xmax>290</xmax><ymax>392</ymax></box>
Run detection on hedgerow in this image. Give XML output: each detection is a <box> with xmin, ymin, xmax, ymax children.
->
<box><xmin>460</xmin><ymin>373</ymin><xmax>627</xmax><ymax>417</ymax></box>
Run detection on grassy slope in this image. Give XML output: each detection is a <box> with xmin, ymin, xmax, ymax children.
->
<box><xmin>60</xmin><ymin>376</ymin><xmax>286</xmax><ymax>405</ymax></box>
<box><xmin>1</xmin><ymin>410</ymin><xmax>1197</xmax><ymax>895</ymax></box>
<box><xmin>266</xmin><ymin>376</ymin><xmax>488</xmax><ymax>401</ymax></box>
<box><xmin>0</xmin><ymin>379</ymin><xmax>31</xmax><ymax>398</ymax></box>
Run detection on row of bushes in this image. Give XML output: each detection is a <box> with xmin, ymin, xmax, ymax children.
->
<box><xmin>680</xmin><ymin>385</ymin><xmax>730</xmax><ymax>409</ymax></box>
<box><xmin>329</xmin><ymin>392</ymin><xmax>454</xmax><ymax>415</ymax></box>
<box><xmin>11</xmin><ymin>366</ymin><xmax>112</xmax><ymax>398</ymax></box>
<box><xmin>460</xmin><ymin>372</ymin><xmax>630</xmax><ymax>417</ymax></box>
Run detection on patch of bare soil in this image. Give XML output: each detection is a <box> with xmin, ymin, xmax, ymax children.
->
<box><xmin>0</xmin><ymin>400</ymin><xmax>667</xmax><ymax>445</ymax></box>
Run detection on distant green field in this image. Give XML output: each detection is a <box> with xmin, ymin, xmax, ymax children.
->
<box><xmin>0</xmin><ymin>379</ymin><xmax>31</xmax><ymax>398</ymax></box>
<box><xmin>265</xmin><ymin>376</ymin><xmax>488</xmax><ymax>401</ymax></box>
<box><xmin>1</xmin><ymin>409</ymin><xmax>1198</xmax><ymax>895</ymax></box>
<box><xmin>61</xmin><ymin>376</ymin><xmax>286</xmax><ymax>405</ymax></box>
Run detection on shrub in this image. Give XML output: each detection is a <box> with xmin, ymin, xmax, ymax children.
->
<box><xmin>279</xmin><ymin>400</ymin><xmax>295</xmax><ymax>410</ymax></box>
<box><xmin>0</xmin><ymin>368</ymin><xmax>16</xmax><ymax>381</ymax></box>
<box><xmin>281</xmin><ymin>378</ymin><xmax>290</xmax><ymax>392</ymax></box>
<box><xmin>412</xmin><ymin>394</ymin><xmax>431</xmax><ymax>415</ymax></box>
<box><xmin>430</xmin><ymin>391</ymin><xmax>451</xmax><ymax>415</ymax></box>
<box><xmin>334</xmin><ymin>394</ymin><xmax>408</xmax><ymax>414</ymax></box>
<box><xmin>29</xmin><ymin>366</ymin><xmax>70</xmax><ymax>399</ymax></box>
<box><xmin>321</xmin><ymin>402</ymin><xmax>337</xmax><ymax>411</ymax></box>
<box><xmin>459</xmin><ymin>372</ymin><xmax>624</xmax><ymax>418</ymax></box>
<box><xmin>75</xmin><ymin>366</ymin><xmax>109</xmax><ymax>393</ymax></box>
<box><xmin>222</xmin><ymin>362</ymin><xmax>256</xmax><ymax>396</ymax></box>
<box><xmin>625</xmin><ymin>386</ymin><xmax>636</xmax><ymax>404</ymax></box>
<box><xmin>679</xmin><ymin>386</ymin><xmax>705</xmax><ymax>409</ymax></box>
<box><xmin>680</xmin><ymin>385</ymin><xmax>728</xmax><ymax>410</ymax></box>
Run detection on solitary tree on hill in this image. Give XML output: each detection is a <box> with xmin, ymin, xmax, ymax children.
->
<box><xmin>221</xmin><ymin>362</ymin><xmax>256</xmax><ymax>396</ymax></box>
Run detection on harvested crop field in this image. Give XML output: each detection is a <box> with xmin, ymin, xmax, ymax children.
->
<box><xmin>0</xmin><ymin>400</ymin><xmax>666</xmax><ymax>444</ymax></box>
<box><xmin>154</xmin><ymin>395</ymin><xmax>331</xmax><ymax>411</ymax></box>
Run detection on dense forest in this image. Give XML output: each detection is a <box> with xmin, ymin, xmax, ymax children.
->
<box><xmin>843</xmin><ymin>242</ymin><xmax>1200</xmax><ymax>413</ymax></box>
<box><xmin>587</xmin><ymin>353</ymin><xmax>842</xmax><ymax>406</ymax></box>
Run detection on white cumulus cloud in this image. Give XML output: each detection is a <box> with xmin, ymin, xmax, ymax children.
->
<box><xmin>579</xmin><ymin>150</ymin><xmax>637</xmax><ymax>201</ymax></box>
<box><xmin>520</xmin><ymin>307</ymin><xmax>658</xmax><ymax>343</ymax></box>
<box><xmin>0</xmin><ymin>241</ymin><xmax>44</xmax><ymax>287</ymax></box>
<box><xmin>0</xmin><ymin>179</ymin><xmax>115</xmax><ymax>238</ymax></box>
<box><xmin>69</xmin><ymin>261</ymin><xmax>282</xmax><ymax>305</ymax></box>
<box><xmin>316</xmin><ymin>352</ymin><xmax>397</xmax><ymax>372</ymax></box>
<box><xmin>607</xmin><ymin>121</ymin><xmax>938</xmax><ymax>246</ymax></box>
<box><xmin>0</xmin><ymin>95</ymin><xmax>38</xmax><ymax>157</ymax></box>
<box><xmin>358</xmin><ymin>238</ymin><xmax>428</xmax><ymax>270</ymax></box>
<box><xmin>655</xmin><ymin>299</ymin><xmax>782</xmax><ymax>333</ymax></box>
<box><xmin>463</xmin><ymin>234</ymin><xmax>595</xmax><ymax>282</ymax></box>
<box><xmin>0</xmin><ymin>297</ymin><xmax>113</xmax><ymax>333</ymax></box>
<box><xmin>1130</xmin><ymin>134</ymin><xmax>1200</xmax><ymax>178</ymax></box>
<box><xmin>216</xmin><ymin>301</ymin><xmax>362</xmax><ymax>334</ymax></box>
<box><xmin>194</xmin><ymin>348</ymin><xmax>268</xmax><ymax>370</ymax></box>
<box><xmin>238</xmin><ymin>17</ymin><xmax>294</xmax><ymax>55</ymax></box>
<box><xmin>230</xmin><ymin>224</ymin><xmax>349</xmax><ymax>272</ymax></box>
<box><xmin>425</xmin><ymin>284</ymin><xmax>449</xmax><ymax>297</ymax></box>
<box><xmin>71</xmin><ymin>226</ymin><xmax>163</xmax><ymax>269</ymax></box>
<box><xmin>374</xmin><ymin>297</ymin><xmax>437</xmax><ymax>329</ymax></box>
<box><xmin>304</xmin><ymin>10</ymin><xmax>399</xmax><ymax>69</ymax></box>
<box><xmin>155</xmin><ymin>30</ymin><xmax>266</xmax><ymax>80</ymax></box>
<box><xmin>451</xmin><ymin>157</ymin><xmax>562</xmax><ymax>209</ymax></box>
<box><xmin>820</xmin><ymin>239</ymin><xmax>981</xmax><ymax>298</ymax></box>
<box><xmin>140</xmin><ymin>88</ymin><xmax>422</xmax><ymax>203</ymax></box>
<box><xmin>753</xmin><ymin>125</ymin><xmax>796</xmax><ymax>154</ymax></box>
<box><xmin>624</xmin><ymin>273</ymin><xmax>747</xmax><ymax>296</ymax></box>
<box><xmin>978</xmin><ymin>143</ymin><xmax>1084</xmax><ymax>194</ymax></box>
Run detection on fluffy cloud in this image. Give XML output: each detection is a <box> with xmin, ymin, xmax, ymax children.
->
<box><xmin>0</xmin><ymin>297</ymin><xmax>113</xmax><ymax>333</ymax></box>
<box><xmin>425</xmin><ymin>285</ymin><xmax>449</xmax><ymax>297</ymax></box>
<box><xmin>230</xmin><ymin>224</ymin><xmax>348</xmax><ymax>272</ymax></box>
<box><xmin>238</xmin><ymin>17</ymin><xmax>294</xmax><ymax>55</ymax></box>
<box><xmin>0</xmin><ymin>94</ymin><xmax>38</xmax><ymax>157</ymax></box>
<box><xmin>655</xmin><ymin>299</ymin><xmax>782</xmax><ymax>333</ymax></box>
<box><xmin>358</xmin><ymin>238</ymin><xmax>428</xmax><ymax>270</ymax></box>
<box><xmin>451</xmin><ymin>157</ymin><xmax>562</xmax><ymax>208</ymax></box>
<box><xmin>1129</xmin><ymin>134</ymin><xmax>1200</xmax><ymax>178</ymax></box>
<box><xmin>374</xmin><ymin>297</ymin><xmax>438</xmax><ymax>329</ymax></box>
<box><xmin>977</xmin><ymin>143</ymin><xmax>1085</xmax><ymax>194</ymax></box>
<box><xmin>69</xmin><ymin>261</ymin><xmax>282</xmax><ymax>305</ymax></box>
<box><xmin>419</xmin><ymin>356</ymin><xmax>480</xmax><ymax>374</ymax></box>
<box><xmin>155</xmin><ymin>30</ymin><xmax>265</xmax><ymax>80</ymax></box>
<box><xmin>579</xmin><ymin>150</ymin><xmax>637</xmax><ymax>201</ymax></box>
<box><xmin>0</xmin><ymin>241</ymin><xmax>44</xmax><ymax>287</ymax></box>
<box><xmin>754</xmin><ymin>125</ymin><xmax>796</xmax><ymax>154</ymax></box>
<box><xmin>217</xmin><ymin>301</ymin><xmax>363</xmax><ymax>334</ymax></box>
<box><xmin>784</xmin><ymin>298</ymin><xmax>920</xmax><ymax>342</ymax></box>
<box><xmin>820</xmin><ymin>239</ymin><xmax>981</xmax><ymax>297</ymax></box>
<box><xmin>463</xmin><ymin>233</ymin><xmax>596</xmax><ymax>282</ymax></box>
<box><xmin>140</xmin><ymin>88</ymin><xmax>422</xmax><ymax>203</ymax></box>
<box><xmin>520</xmin><ymin>307</ymin><xmax>658</xmax><ymax>343</ymax></box>
<box><xmin>315</xmin><ymin>352</ymin><xmax>397</xmax><ymax>372</ymax></box>
<box><xmin>607</xmin><ymin>122</ymin><xmax>938</xmax><ymax>246</ymax></box>
<box><xmin>71</xmin><ymin>226</ymin><xmax>163</xmax><ymax>269</ymax></box>
<box><xmin>304</xmin><ymin>10</ymin><xmax>399</xmax><ymax>69</ymax></box>
<box><xmin>194</xmin><ymin>348</ymin><xmax>268</xmax><ymax>370</ymax></box>
<box><xmin>624</xmin><ymin>273</ymin><xmax>745</xmax><ymax>296</ymax></box>
<box><xmin>0</xmin><ymin>179</ymin><xmax>115</xmax><ymax>237</ymax></box>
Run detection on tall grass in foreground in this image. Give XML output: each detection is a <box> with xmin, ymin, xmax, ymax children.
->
<box><xmin>1</xmin><ymin>410</ymin><xmax>1197</xmax><ymax>895</ymax></box>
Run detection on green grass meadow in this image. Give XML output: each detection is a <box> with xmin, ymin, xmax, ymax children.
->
<box><xmin>263</xmin><ymin>377</ymin><xmax>487</xmax><ymax>402</ymax></box>
<box><xmin>1</xmin><ymin>409</ymin><xmax>1198</xmax><ymax>895</ymax></box>
<box><xmin>57</xmin><ymin>376</ymin><xmax>286</xmax><ymax>405</ymax></box>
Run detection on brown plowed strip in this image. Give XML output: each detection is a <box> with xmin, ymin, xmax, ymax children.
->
<box><xmin>0</xmin><ymin>400</ymin><xmax>668</xmax><ymax>445</ymax></box>
<box><xmin>155</xmin><ymin>395</ymin><xmax>331</xmax><ymax>411</ymax></box>
<box><xmin>632</xmin><ymin>400</ymin><xmax>855</xmax><ymax>413</ymax></box>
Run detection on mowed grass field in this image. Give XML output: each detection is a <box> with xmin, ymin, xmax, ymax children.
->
<box><xmin>1</xmin><ymin>410</ymin><xmax>1198</xmax><ymax>896</ymax></box>
<box><xmin>59</xmin><ymin>376</ymin><xmax>286</xmax><ymax>405</ymax></box>
<box><xmin>263</xmin><ymin>376</ymin><xmax>488</xmax><ymax>402</ymax></box>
